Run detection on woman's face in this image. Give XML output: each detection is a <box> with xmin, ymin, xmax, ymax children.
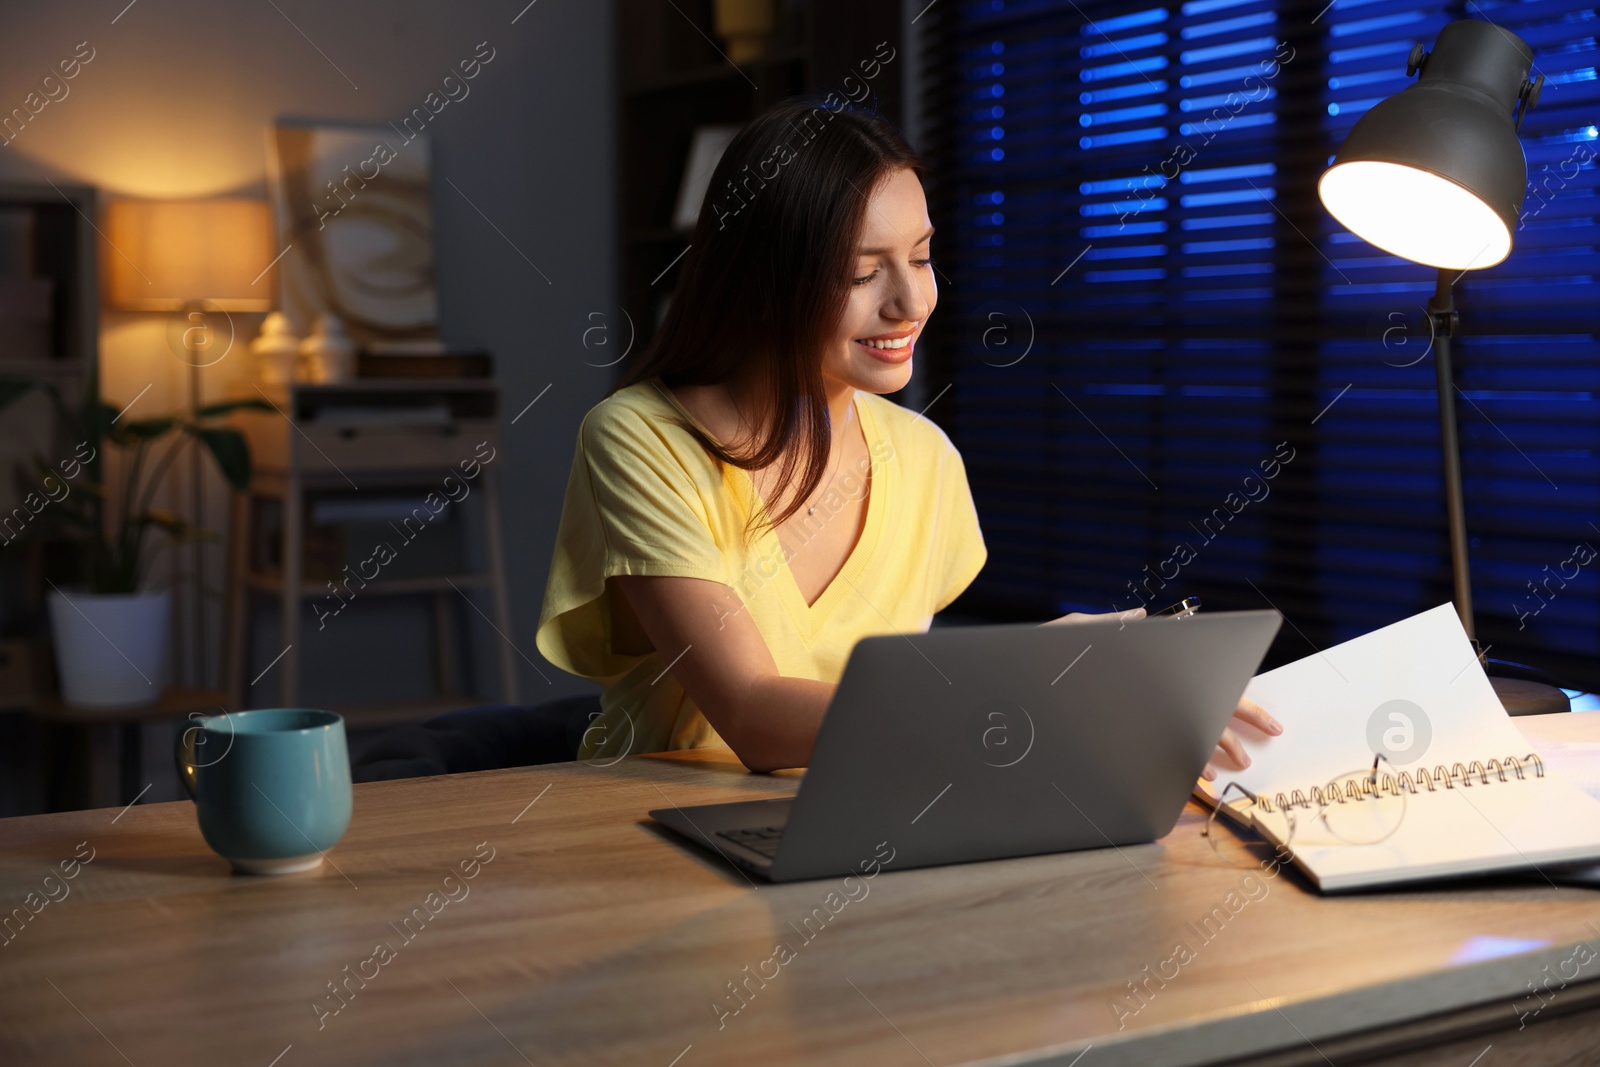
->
<box><xmin>823</xmin><ymin>167</ymin><xmax>937</xmax><ymax>397</ymax></box>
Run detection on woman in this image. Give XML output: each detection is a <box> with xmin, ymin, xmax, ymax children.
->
<box><xmin>536</xmin><ymin>100</ymin><xmax>1278</xmax><ymax>775</ymax></box>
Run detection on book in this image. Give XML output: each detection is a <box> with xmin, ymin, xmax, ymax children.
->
<box><xmin>1196</xmin><ymin>603</ymin><xmax>1600</xmax><ymax>892</ymax></box>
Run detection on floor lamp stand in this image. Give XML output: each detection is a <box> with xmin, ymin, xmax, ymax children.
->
<box><xmin>183</xmin><ymin>305</ymin><xmax>207</xmax><ymax>692</ymax></box>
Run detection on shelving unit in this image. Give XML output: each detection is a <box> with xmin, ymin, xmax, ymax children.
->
<box><xmin>0</xmin><ymin>182</ymin><xmax>98</xmax><ymax>692</ymax></box>
<box><xmin>0</xmin><ymin>182</ymin><xmax>97</xmax><ymax>380</ymax></box>
<box><xmin>615</xmin><ymin>0</ymin><xmax>903</xmax><ymax>354</ymax></box>
<box><xmin>224</xmin><ymin>379</ymin><xmax>517</xmax><ymax>713</ymax></box>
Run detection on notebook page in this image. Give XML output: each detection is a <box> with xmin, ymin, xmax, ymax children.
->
<box><xmin>1207</xmin><ymin>603</ymin><xmax>1538</xmax><ymax>803</ymax></box>
<box><xmin>1533</xmin><ymin>740</ymin><xmax>1600</xmax><ymax>801</ymax></box>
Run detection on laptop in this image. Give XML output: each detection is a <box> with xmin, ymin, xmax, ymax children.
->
<box><xmin>648</xmin><ymin>609</ymin><xmax>1282</xmax><ymax>882</ymax></box>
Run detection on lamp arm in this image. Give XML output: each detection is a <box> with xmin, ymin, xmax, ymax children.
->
<box><xmin>1428</xmin><ymin>267</ymin><xmax>1476</xmax><ymax>644</ymax></box>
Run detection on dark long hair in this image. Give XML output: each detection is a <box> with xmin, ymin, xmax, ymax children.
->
<box><xmin>616</xmin><ymin>99</ymin><xmax>925</xmax><ymax>528</ymax></box>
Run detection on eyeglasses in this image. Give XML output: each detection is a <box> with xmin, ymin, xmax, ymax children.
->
<box><xmin>1202</xmin><ymin>753</ymin><xmax>1408</xmax><ymax>869</ymax></box>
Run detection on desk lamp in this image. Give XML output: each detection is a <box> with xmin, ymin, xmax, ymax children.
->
<box><xmin>1318</xmin><ymin>19</ymin><xmax>1543</xmax><ymax>647</ymax></box>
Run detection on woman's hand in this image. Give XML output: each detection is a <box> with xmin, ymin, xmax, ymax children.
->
<box><xmin>1201</xmin><ymin>698</ymin><xmax>1282</xmax><ymax>782</ymax></box>
<box><xmin>1043</xmin><ymin>607</ymin><xmax>1147</xmax><ymax>625</ymax></box>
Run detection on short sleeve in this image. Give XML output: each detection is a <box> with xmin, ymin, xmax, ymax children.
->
<box><xmin>931</xmin><ymin>436</ymin><xmax>987</xmax><ymax>613</ymax></box>
<box><xmin>535</xmin><ymin>399</ymin><xmax>733</xmax><ymax>680</ymax></box>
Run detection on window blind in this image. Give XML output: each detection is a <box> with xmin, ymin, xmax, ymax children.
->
<box><xmin>918</xmin><ymin>0</ymin><xmax>1600</xmax><ymax>687</ymax></box>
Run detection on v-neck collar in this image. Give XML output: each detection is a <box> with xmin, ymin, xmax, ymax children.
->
<box><xmin>648</xmin><ymin>380</ymin><xmax>887</xmax><ymax>635</ymax></box>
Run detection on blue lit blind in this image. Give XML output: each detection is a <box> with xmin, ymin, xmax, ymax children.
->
<box><xmin>921</xmin><ymin>0</ymin><xmax>1600</xmax><ymax>687</ymax></box>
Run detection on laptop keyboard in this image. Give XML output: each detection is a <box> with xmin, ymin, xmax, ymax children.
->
<box><xmin>716</xmin><ymin>825</ymin><xmax>785</xmax><ymax>858</ymax></box>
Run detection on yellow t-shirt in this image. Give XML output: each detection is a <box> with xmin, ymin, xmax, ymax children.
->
<box><xmin>535</xmin><ymin>379</ymin><xmax>986</xmax><ymax>762</ymax></box>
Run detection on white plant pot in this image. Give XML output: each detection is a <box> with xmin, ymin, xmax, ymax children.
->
<box><xmin>46</xmin><ymin>589</ymin><xmax>171</xmax><ymax>710</ymax></box>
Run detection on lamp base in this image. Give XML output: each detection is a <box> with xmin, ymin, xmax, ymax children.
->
<box><xmin>1489</xmin><ymin>674</ymin><xmax>1570</xmax><ymax>717</ymax></box>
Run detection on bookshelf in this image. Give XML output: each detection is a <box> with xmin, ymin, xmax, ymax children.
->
<box><xmin>0</xmin><ymin>182</ymin><xmax>98</xmax><ymax>674</ymax></box>
<box><xmin>615</xmin><ymin>0</ymin><xmax>903</xmax><ymax>354</ymax></box>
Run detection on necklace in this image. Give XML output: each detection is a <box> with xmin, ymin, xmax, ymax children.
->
<box><xmin>722</xmin><ymin>383</ymin><xmax>848</xmax><ymax>520</ymax></box>
<box><xmin>803</xmin><ymin>450</ymin><xmax>843</xmax><ymax>517</ymax></box>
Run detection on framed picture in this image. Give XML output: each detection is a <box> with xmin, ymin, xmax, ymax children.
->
<box><xmin>267</xmin><ymin>121</ymin><xmax>440</xmax><ymax>349</ymax></box>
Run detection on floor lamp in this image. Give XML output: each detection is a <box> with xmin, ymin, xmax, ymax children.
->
<box><xmin>1317</xmin><ymin>20</ymin><xmax>1569</xmax><ymax>712</ymax></box>
<box><xmin>104</xmin><ymin>198</ymin><xmax>274</xmax><ymax>690</ymax></box>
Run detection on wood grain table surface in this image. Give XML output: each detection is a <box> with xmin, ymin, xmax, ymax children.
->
<box><xmin>1</xmin><ymin>714</ymin><xmax>1598</xmax><ymax>1067</ymax></box>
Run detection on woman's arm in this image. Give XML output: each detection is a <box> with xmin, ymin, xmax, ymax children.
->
<box><xmin>611</xmin><ymin>574</ymin><xmax>834</xmax><ymax>773</ymax></box>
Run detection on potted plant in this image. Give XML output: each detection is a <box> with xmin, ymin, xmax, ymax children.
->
<box><xmin>0</xmin><ymin>376</ymin><xmax>268</xmax><ymax>708</ymax></box>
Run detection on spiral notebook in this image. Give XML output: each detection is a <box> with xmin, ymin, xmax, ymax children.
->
<box><xmin>1196</xmin><ymin>603</ymin><xmax>1600</xmax><ymax>892</ymax></box>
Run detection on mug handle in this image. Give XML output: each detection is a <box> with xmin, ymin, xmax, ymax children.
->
<box><xmin>175</xmin><ymin>719</ymin><xmax>201</xmax><ymax>799</ymax></box>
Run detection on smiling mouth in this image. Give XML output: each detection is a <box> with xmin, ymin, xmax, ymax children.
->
<box><xmin>851</xmin><ymin>335</ymin><xmax>915</xmax><ymax>364</ymax></box>
<box><xmin>853</xmin><ymin>327</ymin><xmax>917</xmax><ymax>362</ymax></box>
<box><xmin>855</xmin><ymin>334</ymin><xmax>912</xmax><ymax>350</ymax></box>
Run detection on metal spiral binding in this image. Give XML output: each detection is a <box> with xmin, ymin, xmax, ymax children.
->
<box><xmin>1254</xmin><ymin>753</ymin><xmax>1545</xmax><ymax>815</ymax></box>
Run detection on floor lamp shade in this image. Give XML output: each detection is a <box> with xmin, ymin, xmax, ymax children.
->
<box><xmin>104</xmin><ymin>197</ymin><xmax>274</xmax><ymax>311</ymax></box>
<box><xmin>1318</xmin><ymin>20</ymin><xmax>1539</xmax><ymax>270</ymax></box>
<box><xmin>100</xmin><ymin>196</ymin><xmax>274</xmax><ymax>698</ymax></box>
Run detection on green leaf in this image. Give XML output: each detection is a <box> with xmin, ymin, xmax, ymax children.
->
<box><xmin>117</xmin><ymin>416</ymin><xmax>178</xmax><ymax>440</ymax></box>
<box><xmin>60</xmin><ymin>477</ymin><xmax>105</xmax><ymax>501</ymax></box>
<box><xmin>134</xmin><ymin>509</ymin><xmax>190</xmax><ymax>538</ymax></box>
<box><xmin>130</xmin><ymin>511</ymin><xmax>223</xmax><ymax>546</ymax></box>
<box><xmin>195</xmin><ymin>398</ymin><xmax>274</xmax><ymax>419</ymax></box>
<box><xmin>28</xmin><ymin>454</ymin><xmax>61</xmax><ymax>483</ymax></box>
<box><xmin>191</xmin><ymin>427</ymin><xmax>253</xmax><ymax>490</ymax></box>
<box><xmin>84</xmin><ymin>400</ymin><xmax>118</xmax><ymax>442</ymax></box>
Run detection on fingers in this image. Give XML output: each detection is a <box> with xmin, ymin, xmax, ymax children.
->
<box><xmin>1043</xmin><ymin>608</ymin><xmax>1144</xmax><ymax>626</ymax></box>
<box><xmin>1203</xmin><ymin>702</ymin><xmax>1282</xmax><ymax>785</ymax></box>
<box><xmin>1232</xmin><ymin>698</ymin><xmax>1283</xmax><ymax>736</ymax></box>
<box><xmin>1213</xmin><ymin>727</ymin><xmax>1251</xmax><ymax>771</ymax></box>
<box><xmin>1199</xmin><ymin>743</ymin><xmax>1236</xmax><ymax>786</ymax></box>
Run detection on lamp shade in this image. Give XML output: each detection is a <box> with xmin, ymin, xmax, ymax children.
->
<box><xmin>104</xmin><ymin>197</ymin><xmax>274</xmax><ymax>311</ymax></box>
<box><xmin>1318</xmin><ymin>19</ymin><xmax>1537</xmax><ymax>271</ymax></box>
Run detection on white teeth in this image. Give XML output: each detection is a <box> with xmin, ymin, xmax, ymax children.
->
<box><xmin>857</xmin><ymin>335</ymin><xmax>911</xmax><ymax>349</ymax></box>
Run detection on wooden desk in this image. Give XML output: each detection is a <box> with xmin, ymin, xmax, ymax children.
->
<box><xmin>2</xmin><ymin>715</ymin><xmax>1599</xmax><ymax>1066</ymax></box>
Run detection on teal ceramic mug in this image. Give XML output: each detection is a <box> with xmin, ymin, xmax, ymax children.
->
<box><xmin>176</xmin><ymin>709</ymin><xmax>352</xmax><ymax>875</ymax></box>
